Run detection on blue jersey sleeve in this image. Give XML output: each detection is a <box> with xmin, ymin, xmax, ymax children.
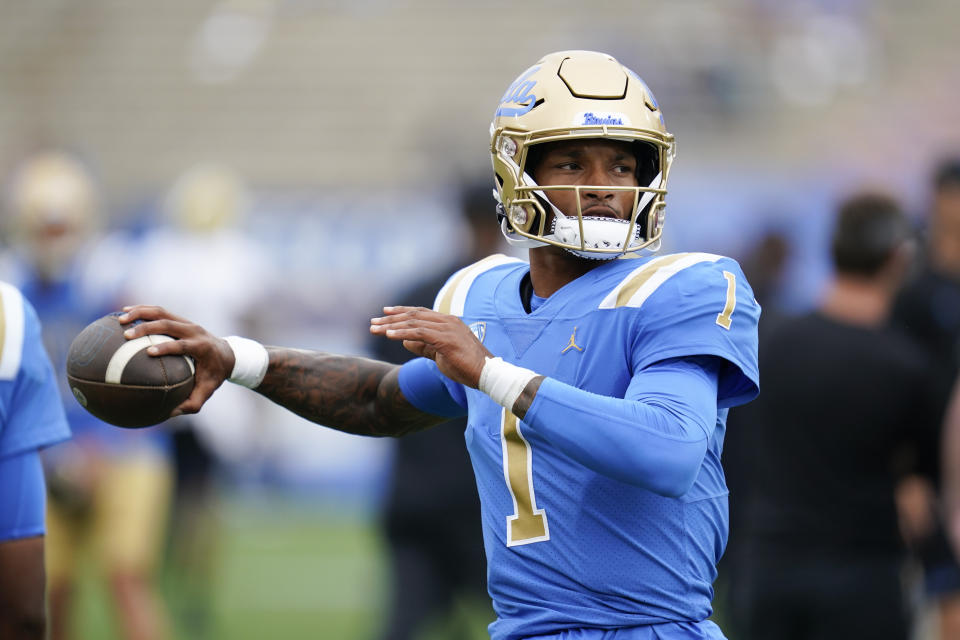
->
<box><xmin>0</xmin><ymin>288</ymin><xmax>71</xmax><ymax>459</ymax></box>
<box><xmin>631</xmin><ymin>258</ymin><xmax>759</xmax><ymax>408</ymax></box>
<box><xmin>523</xmin><ymin>356</ymin><xmax>720</xmax><ymax>497</ymax></box>
<box><xmin>0</xmin><ymin>449</ymin><xmax>46</xmax><ymax>541</ymax></box>
<box><xmin>398</xmin><ymin>357</ymin><xmax>468</xmax><ymax>418</ymax></box>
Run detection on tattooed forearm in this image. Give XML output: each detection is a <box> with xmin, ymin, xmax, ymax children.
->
<box><xmin>512</xmin><ymin>375</ymin><xmax>546</xmax><ymax>421</ymax></box>
<box><xmin>254</xmin><ymin>347</ymin><xmax>445</xmax><ymax>437</ymax></box>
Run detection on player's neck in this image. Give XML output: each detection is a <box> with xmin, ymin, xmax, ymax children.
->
<box><xmin>819</xmin><ymin>276</ymin><xmax>893</xmax><ymax>327</ymax></box>
<box><xmin>527</xmin><ymin>246</ymin><xmax>605</xmax><ymax>298</ymax></box>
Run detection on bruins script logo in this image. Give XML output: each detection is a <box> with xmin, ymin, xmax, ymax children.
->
<box><xmin>581</xmin><ymin>112</ymin><xmax>624</xmax><ymax>126</ymax></box>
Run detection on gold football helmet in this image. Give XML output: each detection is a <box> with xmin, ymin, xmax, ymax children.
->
<box><xmin>165</xmin><ymin>163</ymin><xmax>248</xmax><ymax>233</ymax></box>
<box><xmin>491</xmin><ymin>50</ymin><xmax>675</xmax><ymax>259</ymax></box>
<box><xmin>6</xmin><ymin>151</ymin><xmax>99</xmax><ymax>279</ymax></box>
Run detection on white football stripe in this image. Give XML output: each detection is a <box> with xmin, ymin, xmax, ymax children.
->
<box><xmin>105</xmin><ymin>334</ymin><xmax>175</xmax><ymax>384</ymax></box>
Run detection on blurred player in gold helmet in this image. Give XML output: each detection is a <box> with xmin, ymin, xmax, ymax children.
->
<box><xmin>0</xmin><ymin>155</ymin><xmax>73</xmax><ymax>640</ymax></box>
<box><xmin>3</xmin><ymin>150</ymin><xmax>173</xmax><ymax>640</ymax></box>
<box><xmin>5</xmin><ymin>152</ymin><xmax>98</xmax><ymax>281</ymax></box>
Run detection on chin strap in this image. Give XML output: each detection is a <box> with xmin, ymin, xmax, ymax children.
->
<box><xmin>498</xmin><ymin>173</ymin><xmax>663</xmax><ymax>259</ymax></box>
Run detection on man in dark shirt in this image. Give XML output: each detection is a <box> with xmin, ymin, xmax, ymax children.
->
<box><xmin>728</xmin><ymin>192</ymin><xmax>939</xmax><ymax>640</ymax></box>
<box><xmin>893</xmin><ymin>158</ymin><xmax>960</xmax><ymax>407</ymax></box>
<box><xmin>891</xmin><ymin>157</ymin><xmax>960</xmax><ymax>636</ymax></box>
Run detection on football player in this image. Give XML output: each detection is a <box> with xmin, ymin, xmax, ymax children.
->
<box><xmin>4</xmin><ymin>152</ymin><xmax>172</xmax><ymax>640</ymax></box>
<box><xmin>122</xmin><ymin>51</ymin><xmax>760</xmax><ymax>639</ymax></box>
<box><xmin>0</xmin><ymin>282</ymin><xmax>71</xmax><ymax>640</ymax></box>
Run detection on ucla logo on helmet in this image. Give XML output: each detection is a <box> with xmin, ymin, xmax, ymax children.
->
<box><xmin>626</xmin><ymin>69</ymin><xmax>665</xmax><ymax>126</ymax></box>
<box><xmin>496</xmin><ymin>66</ymin><xmax>540</xmax><ymax>117</ymax></box>
<box><xmin>469</xmin><ymin>321</ymin><xmax>486</xmax><ymax>343</ymax></box>
<box><xmin>626</xmin><ymin>69</ymin><xmax>659</xmax><ymax>108</ymax></box>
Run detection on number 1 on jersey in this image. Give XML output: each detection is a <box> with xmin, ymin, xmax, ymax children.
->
<box><xmin>500</xmin><ymin>410</ymin><xmax>550</xmax><ymax>546</ymax></box>
<box><xmin>716</xmin><ymin>270</ymin><xmax>737</xmax><ymax>330</ymax></box>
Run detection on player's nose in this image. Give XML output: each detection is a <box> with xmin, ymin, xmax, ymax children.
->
<box><xmin>581</xmin><ymin>183</ymin><xmax>617</xmax><ymax>207</ymax></box>
<box><xmin>583</xmin><ymin>188</ymin><xmax>616</xmax><ymax>201</ymax></box>
<box><xmin>581</xmin><ymin>166</ymin><xmax>616</xmax><ymax>199</ymax></box>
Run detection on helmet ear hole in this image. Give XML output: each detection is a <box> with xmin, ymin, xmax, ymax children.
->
<box><xmin>523</xmin><ymin>144</ymin><xmax>546</xmax><ymax>181</ymax></box>
<box><xmin>633</xmin><ymin>141</ymin><xmax>659</xmax><ymax>187</ymax></box>
<box><xmin>632</xmin><ymin>141</ymin><xmax>660</xmax><ymax>241</ymax></box>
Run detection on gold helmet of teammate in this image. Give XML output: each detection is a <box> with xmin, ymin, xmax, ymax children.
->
<box><xmin>6</xmin><ymin>151</ymin><xmax>99</xmax><ymax>279</ymax></box>
<box><xmin>490</xmin><ymin>50</ymin><xmax>675</xmax><ymax>259</ymax></box>
<box><xmin>165</xmin><ymin>163</ymin><xmax>249</xmax><ymax>233</ymax></box>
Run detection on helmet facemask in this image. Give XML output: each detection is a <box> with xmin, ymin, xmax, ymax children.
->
<box><xmin>494</xmin><ymin>131</ymin><xmax>672</xmax><ymax>260</ymax></box>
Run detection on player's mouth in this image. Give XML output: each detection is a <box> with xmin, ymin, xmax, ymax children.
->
<box><xmin>581</xmin><ymin>204</ymin><xmax>622</xmax><ymax>220</ymax></box>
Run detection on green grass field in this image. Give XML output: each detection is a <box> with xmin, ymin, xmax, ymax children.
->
<box><xmin>67</xmin><ymin>489</ymin><xmax>739</xmax><ymax>639</ymax></box>
<box><xmin>70</xmin><ymin>491</ymin><xmax>491</xmax><ymax>639</ymax></box>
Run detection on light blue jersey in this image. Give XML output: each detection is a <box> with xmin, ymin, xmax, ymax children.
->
<box><xmin>0</xmin><ymin>281</ymin><xmax>70</xmax><ymax>460</ymax></box>
<box><xmin>400</xmin><ymin>253</ymin><xmax>759</xmax><ymax>640</ymax></box>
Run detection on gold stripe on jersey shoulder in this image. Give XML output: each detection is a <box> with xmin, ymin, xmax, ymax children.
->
<box><xmin>613</xmin><ymin>253</ymin><xmax>693</xmax><ymax>308</ymax></box>
<box><xmin>435</xmin><ymin>254</ymin><xmax>521</xmax><ymax>316</ymax></box>
<box><xmin>600</xmin><ymin>252</ymin><xmax>723</xmax><ymax>309</ymax></box>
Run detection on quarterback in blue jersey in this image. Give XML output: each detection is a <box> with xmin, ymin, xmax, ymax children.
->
<box><xmin>0</xmin><ymin>281</ymin><xmax>71</xmax><ymax>639</ymax></box>
<box><xmin>121</xmin><ymin>51</ymin><xmax>760</xmax><ymax>639</ymax></box>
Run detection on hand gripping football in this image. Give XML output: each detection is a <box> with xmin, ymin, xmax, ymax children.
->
<box><xmin>66</xmin><ymin>312</ymin><xmax>195</xmax><ymax>428</ymax></box>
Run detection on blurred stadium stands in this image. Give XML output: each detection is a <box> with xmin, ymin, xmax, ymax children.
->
<box><xmin>1</xmin><ymin>0</ymin><xmax>958</xmax><ymax>198</ymax></box>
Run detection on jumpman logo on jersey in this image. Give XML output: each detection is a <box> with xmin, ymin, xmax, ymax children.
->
<box><xmin>562</xmin><ymin>327</ymin><xmax>584</xmax><ymax>354</ymax></box>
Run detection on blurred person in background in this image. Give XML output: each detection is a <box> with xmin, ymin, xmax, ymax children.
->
<box><xmin>733</xmin><ymin>230</ymin><xmax>792</xmax><ymax>337</ymax></box>
<box><xmin>891</xmin><ymin>157</ymin><xmax>960</xmax><ymax>638</ymax></box>
<box><xmin>120</xmin><ymin>50</ymin><xmax>760</xmax><ymax>640</ymax></box>
<box><xmin>727</xmin><ymin>192</ymin><xmax>939</xmax><ymax>640</ymax></box>
<box><xmin>122</xmin><ymin>163</ymin><xmax>274</xmax><ymax>639</ymax></box>
<box><xmin>0</xmin><ymin>279</ymin><xmax>71</xmax><ymax>640</ymax></box>
<box><xmin>1</xmin><ymin>151</ymin><xmax>172</xmax><ymax>640</ymax></box>
<box><xmin>368</xmin><ymin>184</ymin><xmax>499</xmax><ymax>640</ymax></box>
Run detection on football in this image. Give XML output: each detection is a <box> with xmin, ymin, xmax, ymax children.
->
<box><xmin>66</xmin><ymin>312</ymin><xmax>195</xmax><ymax>428</ymax></box>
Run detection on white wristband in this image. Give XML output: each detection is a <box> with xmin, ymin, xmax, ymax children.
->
<box><xmin>478</xmin><ymin>356</ymin><xmax>538</xmax><ymax>410</ymax></box>
<box><xmin>224</xmin><ymin>336</ymin><xmax>269</xmax><ymax>389</ymax></box>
